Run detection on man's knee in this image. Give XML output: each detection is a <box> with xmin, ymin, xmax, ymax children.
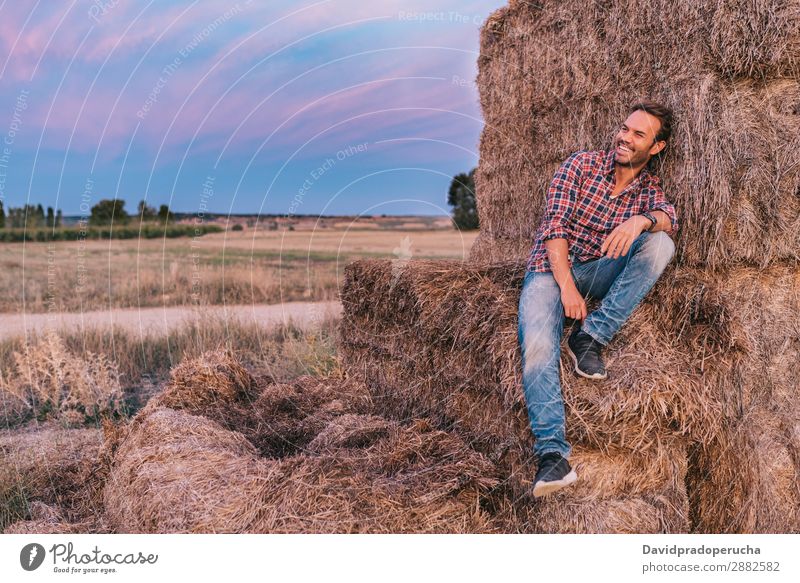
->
<box><xmin>639</xmin><ymin>231</ymin><xmax>675</xmax><ymax>272</ymax></box>
<box><xmin>521</xmin><ymin>331</ymin><xmax>558</xmax><ymax>373</ymax></box>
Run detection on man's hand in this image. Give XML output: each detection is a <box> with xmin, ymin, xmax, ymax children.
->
<box><xmin>561</xmin><ymin>283</ymin><xmax>587</xmax><ymax>321</ymax></box>
<box><xmin>601</xmin><ymin>215</ymin><xmax>649</xmax><ymax>259</ymax></box>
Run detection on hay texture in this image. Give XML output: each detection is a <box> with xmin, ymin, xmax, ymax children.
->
<box><xmin>472</xmin><ymin>0</ymin><xmax>800</xmax><ymax>269</ymax></box>
<box><xmin>338</xmin><ymin>259</ymin><xmax>712</xmax><ymax>532</ymax></box>
<box><xmin>339</xmin><ymin>259</ymin><xmax>719</xmax><ymax>451</ymax></box>
<box><xmin>338</xmin><ymin>256</ymin><xmax>800</xmax><ymax>532</ymax></box>
<box><xmin>0</xmin><ymin>426</ymin><xmax>103</xmax><ymax>531</ymax></box>
<box><xmin>4</xmin><ymin>502</ymin><xmax>97</xmax><ymax>534</ymax></box>
<box><xmin>148</xmin><ymin>350</ymin><xmax>374</xmax><ymax>459</ymax></box>
<box><xmin>101</xmin><ymin>352</ymin><xmax>499</xmax><ymax>533</ymax></box>
<box><xmin>650</xmin><ymin>266</ymin><xmax>800</xmax><ymax>533</ymax></box>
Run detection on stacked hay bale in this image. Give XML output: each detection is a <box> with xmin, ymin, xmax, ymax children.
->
<box><xmin>651</xmin><ymin>267</ymin><xmax>800</xmax><ymax>532</ymax></box>
<box><xmin>101</xmin><ymin>351</ymin><xmax>500</xmax><ymax>533</ymax></box>
<box><xmin>338</xmin><ymin>259</ymin><xmax>715</xmax><ymax>532</ymax></box>
<box><xmin>470</xmin><ymin>0</ymin><xmax>800</xmax><ymax>269</ymax></box>
<box><xmin>449</xmin><ymin>0</ymin><xmax>799</xmax><ymax>532</ymax></box>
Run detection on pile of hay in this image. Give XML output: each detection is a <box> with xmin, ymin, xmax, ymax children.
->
<box><xmin>338</xmin><ymin>259</ymin><xmax>715</xmax><ymax>532</ymax></box>
<box><xmin>337</xmin><ymin>256</ymin><xmax>799</xmax><ymax>532</ymax></box>
<box><xmin>439</xmin><ymin>0</ymin><xmax>800</xmax><ymax>533</ymax></box>
<box><xmin>649</xmin><ymin>266</ymin><xmax>800</xmax><ymax>532</ymax></box>
<box><xmin>100</xmin><ymin>352</ymin><xmax>499</xmax><ymax>533</ymax></box>
<box><xmin>146</xmin><ymin>350</ymin><xmax>374</xmax><ymax>458</ymax></box>
<box><xmin>470</xmin><ymin>0</ymin><xmax>800</xmax><ymax>270</ymax></box>
<box><xmin>1</xmin><ymin>426</ymin><xmax>105</xmax><ymax>533</ymax></box>
<box><xmin>4</xmin><ymin>501</ymin><xmax>95</xmax><ymax>534</ymax></box>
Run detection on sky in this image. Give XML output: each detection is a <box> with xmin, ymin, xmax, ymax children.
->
<box><xmin>0</xmin><ymin>0</ymin><xmax>505</xmax><ymax>217</ymax></box>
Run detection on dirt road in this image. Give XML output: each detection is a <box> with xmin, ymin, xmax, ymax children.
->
<box><xmin>0</xmin><ymin>301</ymin><xmax>342</xmax><ymax>340</ymax></box>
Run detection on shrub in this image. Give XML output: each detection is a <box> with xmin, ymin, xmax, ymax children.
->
<box><xmin>0</xmin><ymin>330</ymin><xmax>124</xmax><ymax>425</ymax></box>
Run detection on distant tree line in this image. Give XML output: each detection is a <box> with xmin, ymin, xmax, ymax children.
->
<box><xmin>0</xmin><ymin>202</ymin><xmax>63</xmax><ymax>229</ymax></box>
<box><xmin>0</xmin><ymin>198</ymin><xmax>174</xmax><ymax>229</ymax></box>
<box><xmin>87</xmin><ymin>199</ymin><xmax>173</xmax><ymax>226</ymax></box>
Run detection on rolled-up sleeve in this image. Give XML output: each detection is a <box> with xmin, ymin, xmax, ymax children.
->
<box><xmin>538</xmin><ymin>152</ymin><xmax>582</xmax><ymax>242</ymax></box>
<box><xmin>646</xmin><ymin>180</ymin><xmax>679</xmax><ymax>235</ymax></box>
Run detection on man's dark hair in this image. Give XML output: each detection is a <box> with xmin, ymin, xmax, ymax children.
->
<box><xmin>629</xmin><ymin>100</ymin><xmax>673</xmax><ymax>144</ymax></box>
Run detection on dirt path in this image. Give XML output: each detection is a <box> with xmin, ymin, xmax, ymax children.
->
<box><xmin>0</xmin><ymin>301</ymin><xmax>342</xmax><ymax>340</ymax></box>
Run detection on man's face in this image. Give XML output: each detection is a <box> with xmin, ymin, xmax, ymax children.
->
<box><xmin>613</xmin><ymin>109</ymin><xmax>666</xmax><ymax>167</ymax></box>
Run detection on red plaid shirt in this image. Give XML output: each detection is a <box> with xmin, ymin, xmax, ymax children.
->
<box><xmin>527</xmin><ymin>149</ymin><xmax>679</xmax><ymax>273</ymax></box>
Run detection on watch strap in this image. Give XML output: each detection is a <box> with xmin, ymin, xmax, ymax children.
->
<box><xmin>642</xmin><ymin>211</ymin><xmax>657</xmax><ymax>231</ymax></box>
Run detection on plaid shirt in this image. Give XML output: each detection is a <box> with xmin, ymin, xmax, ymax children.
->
<box><xmin>527</xmin><ymin>149</ymin><xmax>679</xmax><ymax>273</ymax></box>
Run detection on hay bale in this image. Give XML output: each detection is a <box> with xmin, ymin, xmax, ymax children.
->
<box><xmin>102</xmin><ymin>405</ymin><xmax>500</xmax><ymax>533</ymax></box>
<box><xmin>651</xmin><ymin>265</ymin><xmax>800</xmax><ymax>414</ymax></box>
<box><xmin>103</xmin><ymin>407</ymin><xmax>270</xmax><ymax>533</ymax></box>
<box><xmin>251</xmin><ymin>418</ymin><xmax>499</xmax><ymax>533</ymax></box>
<box><xmin>339</xmin><ymin>259</ymin><xmax>721</xmax><ymax>452</ymax></box>
<box><xmin>337</xmin><ymin>257</ymin><xmax>800</xmax><ymax>533</ymax></box>
<box><xmin>153</xmin><ymin>349</ymin><xmax>257</xmax><ymax>423</ymax></box>
<box><xmin>708</xmin><ymin>0</ymin><xmax>800</xmax><ymax>79</ymax></box>
<box><xmin>473</xmin><ymin>0</ymin><xmax>800</xmax><ymax>269</ymax></box>
<box><xmin>474</xmin><ymin>440</ymin><xmax>689</xmax><ymax>534</ymax></box>
<box><xmin>688</xmin><ymin>409</ymin><xmax>800</xmax><ymax>533</ymax></box>
<box><xmin>0</xmin><ymin>426</ymin><xmax>103</xmax><ymax>530</ymax></box>
<box><xmin>469</xmin><ymin>233</ymin><xmax>532</xmax><ymax>265</ymax></box>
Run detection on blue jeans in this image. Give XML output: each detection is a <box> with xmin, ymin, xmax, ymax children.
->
<box><xmin>517</xmin><ymin>231</ymin><xmax>675</xmax><ymax>459</ymax></box>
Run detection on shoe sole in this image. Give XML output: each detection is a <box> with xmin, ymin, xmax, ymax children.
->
<box><xmin>567</xmin><ymin>345</ymin><xmax>608</xmax><ymax>380</ymax></box>
<box><xmin>532</xmin><ymin>469</ymin><xmax>578</xmax><ymax>498</ymax></box>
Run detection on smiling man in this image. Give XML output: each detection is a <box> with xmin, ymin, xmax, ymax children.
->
<box><xmin>518</xmin><ymin>100</ymin><xmax>679</xmax><ymax>497</ymax></box>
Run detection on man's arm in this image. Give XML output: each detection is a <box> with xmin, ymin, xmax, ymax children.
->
<box><xmin>644</xmin><ymin>181</ymin><xmax>679</xmax><ymax>235</ymax></box>
<box><xmin>600</xmin><ymin>177</ymin><xmax>679</xmax><ymax>260</ymax></box>
<box><xmin>545</xmin><ymin>238</ymin><xmax>587</xmax><ymax>320</ymax></box>
<box><xmin>645</xmin><ymin>210</ymin><xmax>672</xmax><ymax>233</ymax></box>
<box><xmin>538</xmin><ymin>152</ymin><xmax>582</xmax><ymax>246</ymax></box>
<box><xmin>538</xmin><ymin>152</ymin><xmax>587</xmax><ymax>320</ymax></box>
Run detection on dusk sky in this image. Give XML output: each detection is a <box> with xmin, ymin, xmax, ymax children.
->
<box><xmin>0</xmin><ymin>0</ymin><xmax>504</xmax><ymax>217</ymax></box>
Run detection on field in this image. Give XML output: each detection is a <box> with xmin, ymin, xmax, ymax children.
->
<box><xmin>0</xmin><ymin>220</ymin><xmax>475</xmax><ymax>385</ymax></box>
<box><xmin>0</xmin><ymin>219</ymin><xmax>477</xmax><ymax>314</ymax></box>
<box><xmin>0</xmin><ymin>220</ymin><xmax>485</xmax><ymax>532</ymax></box>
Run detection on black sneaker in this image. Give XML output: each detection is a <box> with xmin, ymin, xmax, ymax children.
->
<box><xmin>567</xmin><ymin>324</ymin><xmax>608</xmax><ymax>379</ymax></box>
<box><xmin>532</xmin><ymin>452</ymin><xmax>578</xmax><ymax>498</ymax></box>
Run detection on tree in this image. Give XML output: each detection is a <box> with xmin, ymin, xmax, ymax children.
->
<box><xmin>89</xmin><ymin>199</ymin><xmax>130</xmax><ymax>226</ymax></box>
<box><xmin>447</xmin><ymin>168</ymin><xmax>479</xmax><ymax>230</ymax></box>
<box><xmin>46</xmin><ymin>206</ymin><xmax>55</xmax><ymax>228</ymax></box>
<box><xmin>6</xmin><ymin>204</ymin><xmax>43</xmax><ymax>228</ymax></box>
<box><xmin>0</xmin><ymin>200</ymin><xmax>4</xmax><ymax>229</ymax></box>
<box><xmin>35</xmin><ymin>204</ymin><xmax>45</xmax><ymax>224</ymax></box>
<box><xmin>137</xmin><ymin>200</ymin><xmax>157</xmax><ymax>221</ymax></box>
<box><xmin>55</xmin><ymin>209</ymin><xmax>62</xmax><ymax>227</ymax></box>
<box><xmin>157</xmin><ymin>204</ymin><xmax>173</xmax><ymax>224</ymax></box>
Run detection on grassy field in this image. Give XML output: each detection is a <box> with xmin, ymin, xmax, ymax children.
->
<box><xmin>0</xmin><ymin>312</ymin><xmax>343</xmax><ymax>428</ymax></box>
<box><xmin>0</xmin><ymin>222</ymin><xmax>479</xmax><ymax>428</ymax></box>
<box><xmin>0</xmin><ymin>225</ymin><xmax>478</xmax><ymax>314</ymax></box>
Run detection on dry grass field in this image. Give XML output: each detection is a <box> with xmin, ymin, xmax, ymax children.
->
<box><xmin>1</xmin><ymin>223</ymin><xmax>471</xmax><ymax>401</ymax></box>
<box><xmin>0</xmin><ymin>222</ymin><xmax>480</xmax><ymax>532</ymax></box>
<box><xmin>0</xmin><ymin>224</ymin><xmax>477</xmax><ymax>314</ymax></box>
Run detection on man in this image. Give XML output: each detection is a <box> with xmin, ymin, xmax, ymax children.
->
<box><xmin>518</xmin><ymin>100</ymin><xmax>679</xmax><ymax>498</ymax></box>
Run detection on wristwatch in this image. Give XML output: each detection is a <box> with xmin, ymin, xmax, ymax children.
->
<box><xmin>642</xmin><ymin>211</ymin><xmax>657</xmax><ymax>232</ymax></box>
